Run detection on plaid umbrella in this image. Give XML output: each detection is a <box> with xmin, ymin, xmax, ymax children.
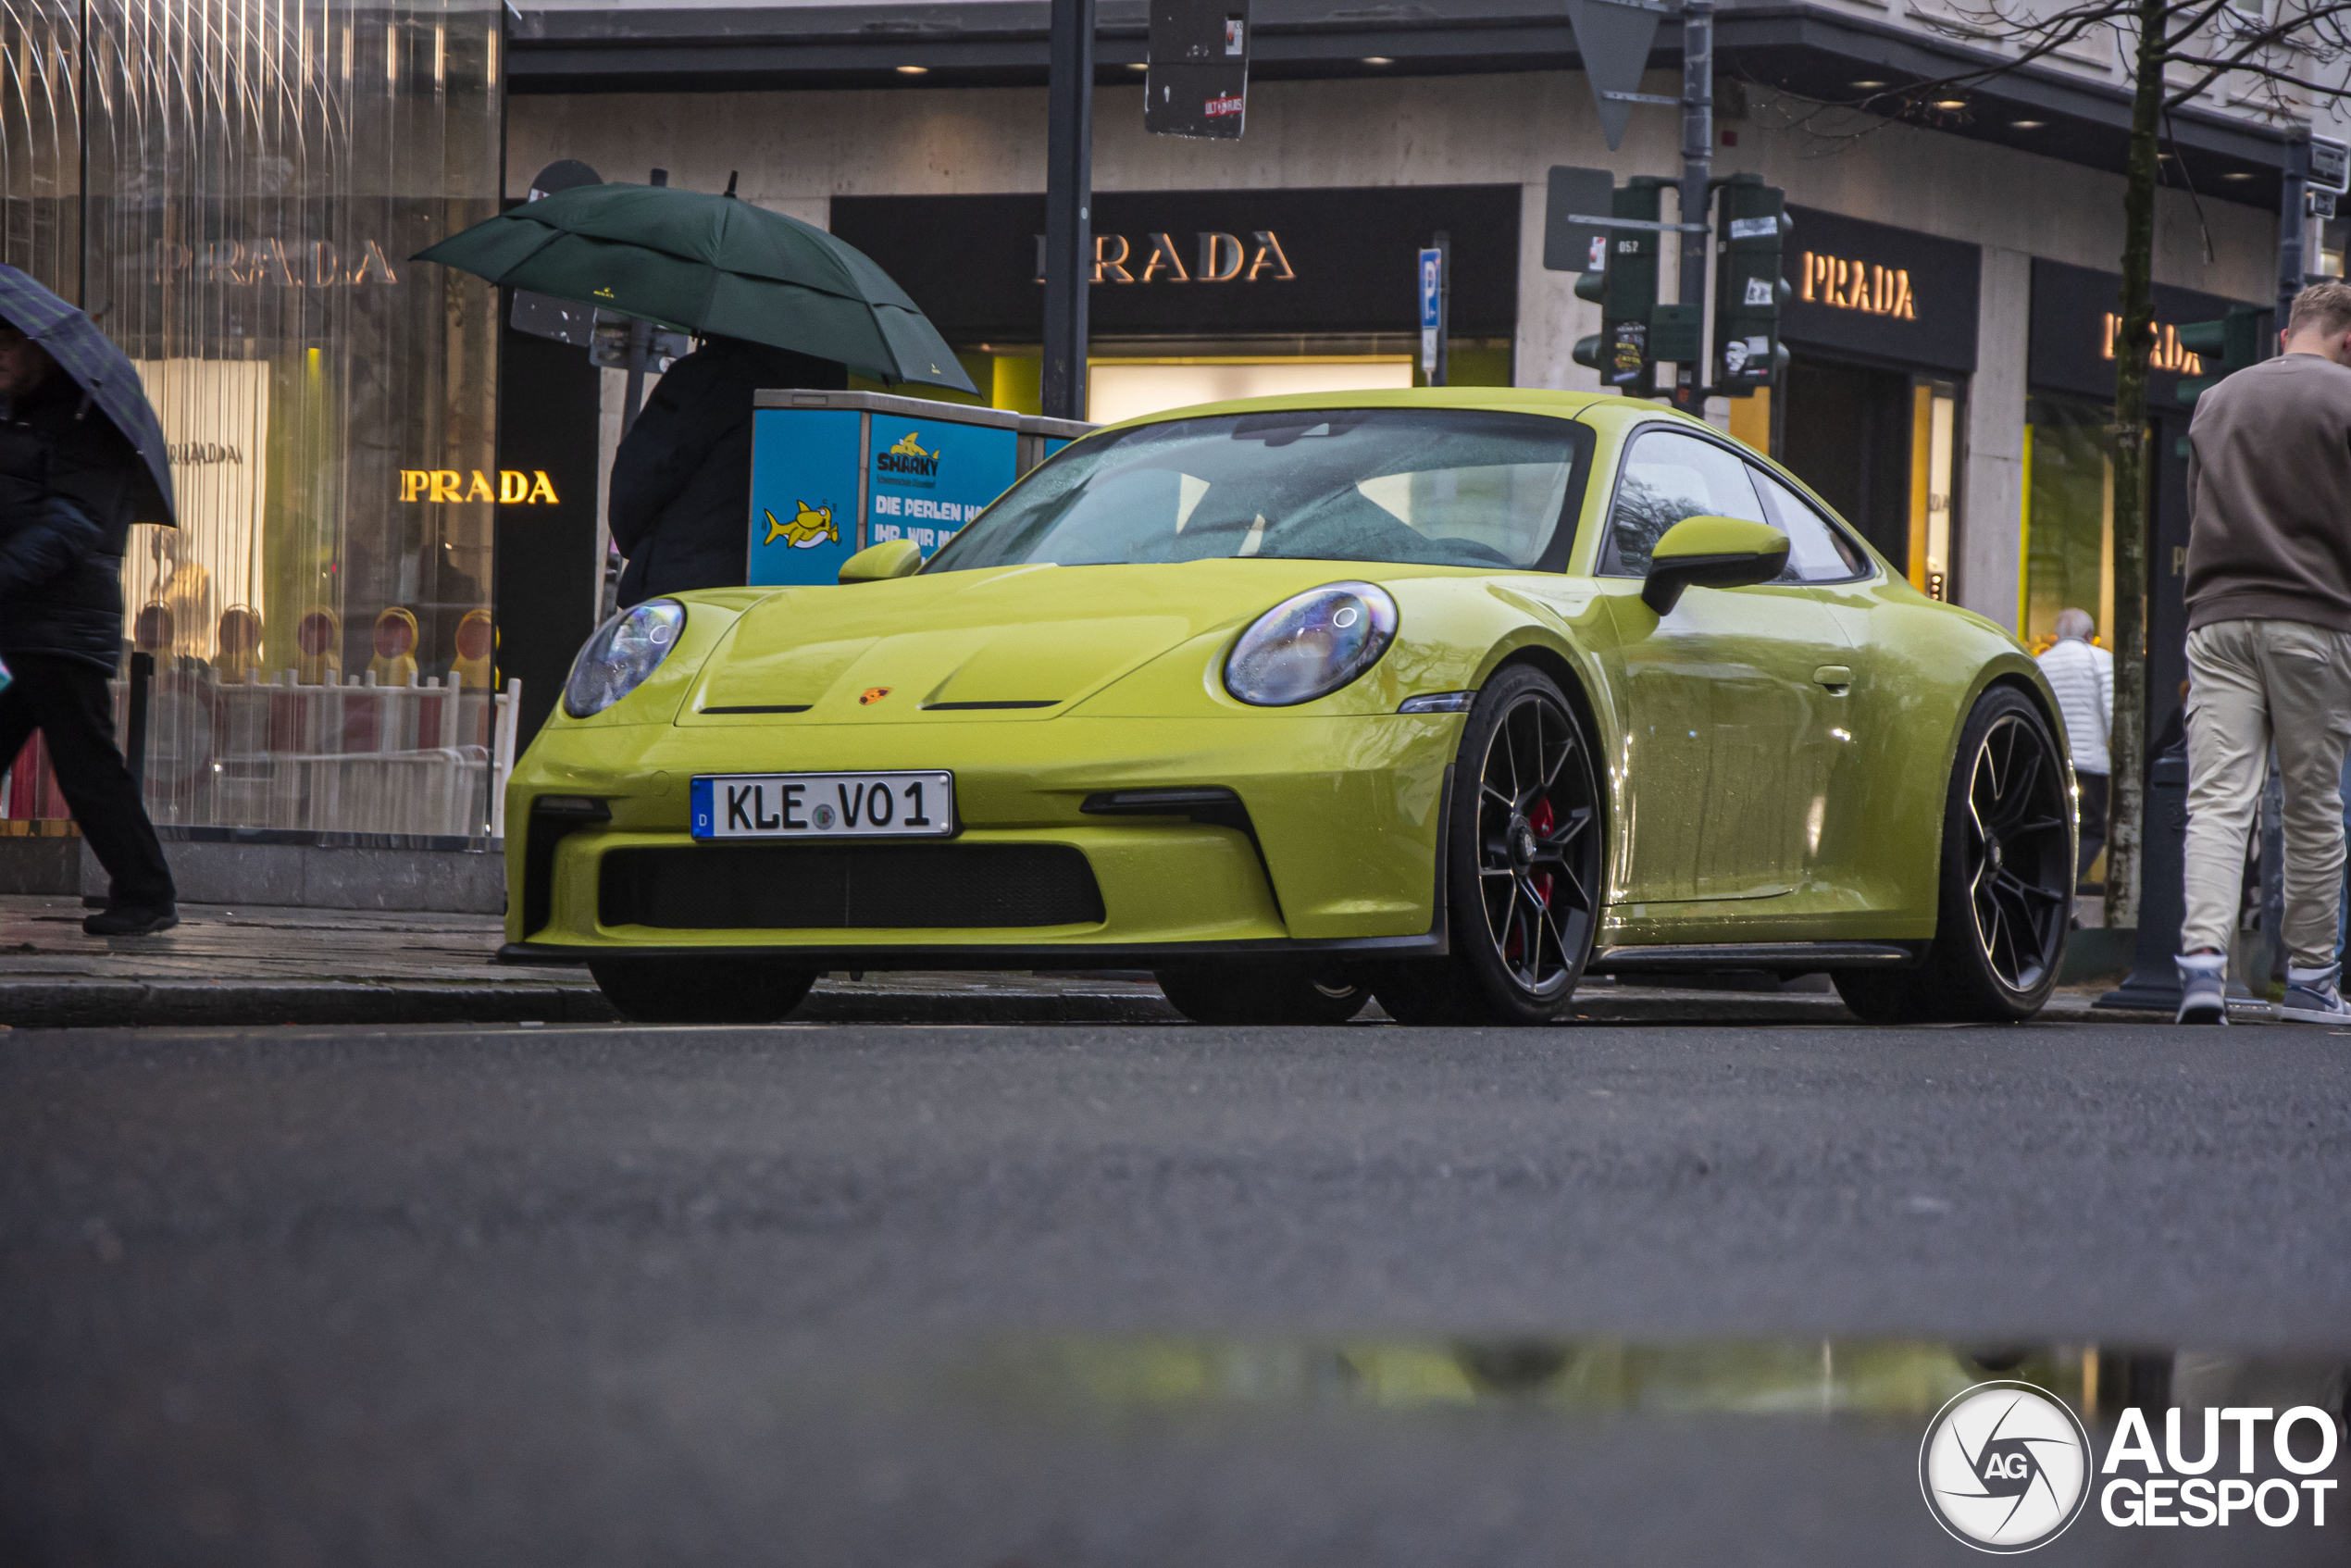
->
<box><xmin>0</xmin><ymin>265</ymin><xmax>176</xmax><ymax>528</ymax></box>
<box><xmin>415</xmin><ymin>182</ymin><xmax>978</xmax><ymax>393</ymax></box>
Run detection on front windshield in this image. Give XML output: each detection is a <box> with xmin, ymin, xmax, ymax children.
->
<box><xmin>926</xmin><ymin>407</ymin><xmax>1586</xmax><ymax>574</ymax></box>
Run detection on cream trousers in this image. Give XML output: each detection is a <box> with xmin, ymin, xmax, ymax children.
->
<box><xmin>2181</xmin><ymin>618</ymin><xmax>2351</xmax><ymax>964</ymax></box>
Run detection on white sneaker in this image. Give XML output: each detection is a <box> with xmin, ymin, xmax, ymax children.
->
<box><xmin>2175</xmin><ymin>952</ymin><xmax>2228</xmax><ymax>1026</ymax></box>
<box><xmin>2280</xmin><ymin>964</ymin><xmax>2351</xmax><ymax>1025</ymax></box>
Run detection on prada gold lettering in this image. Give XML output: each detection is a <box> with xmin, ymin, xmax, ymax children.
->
<box><xmin>1798</xmin><ymin>251</ymin><xmax>1916</xmax><ymax>319</ymax></box>
<box><xmin>1036</xmin><ymin>230</ymin><xmax>1294</xmax><ymax>284</ymax></box>
<box><xmin>1093</xmin><ymin>233</ymin><xmax>1133</xmax><ymax>284</ymax></box>
<box><xmin>398</xmin><ymin>469</ymin><xmax>561</xmax><ymax>504</ymax></box>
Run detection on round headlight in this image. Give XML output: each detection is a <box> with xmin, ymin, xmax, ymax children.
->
<box><xmin>563</xmin><ymin>600</ymin><xmax>686</xmax><ymax>718</ymax></box>
<box><xmin>1223</xmin><ymin>582</ymin><xmax>1399</xmax><ymax>707</ymax></box>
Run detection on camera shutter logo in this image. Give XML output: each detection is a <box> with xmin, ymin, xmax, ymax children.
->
<box><xmin>1919</xmin><ymin>1381</ymin><xmax>2093</xmax><ymax>1552</ymax></box>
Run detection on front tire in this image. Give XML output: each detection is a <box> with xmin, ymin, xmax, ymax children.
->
<box><xmin>1153</xmin><ymin>964</ymin><xmax>1370</xmax><ymax>1025</ymax></box>
<box><xmin>590</xmin><ymin>957</ymin><xmax>818</xmax><ymax>1024</ymax></box>
<box><xmin>1835</xmin><ymin>686</ymin><xmax>2071</xmax><ymax>1024</ymax></box>
<box><xmin>1372</xmin><ymin>666</ymin><xmax>1603</xmax><ymax>1025</ymax></box>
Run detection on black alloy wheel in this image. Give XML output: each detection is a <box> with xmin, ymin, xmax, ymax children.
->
<box><xmin>1375</xmin><ymin>665</ymin><xmax>1604</xmax><ymax>1025</ymax></box>
<box><xmin>589</xmin><ymin>957</ymin><xmax>818</xmax><ymax>1024</ymax></box>
<box><xmin>1835</xmin><ymin>686</ymin><xmax>2071</xmax><ymax>1024</ymax></box>
<box><xmin>1153</xmin><ymin>964</ymin><xmax>1370</xmax><ymax>1025</ymax></box>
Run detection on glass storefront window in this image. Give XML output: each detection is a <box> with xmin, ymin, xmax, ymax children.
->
<box><xmin>2021</xmin><ymin>395</ymin><xmax>2117</xmax><ymax>650</ymax></box>
<box><xmin>1912</xmin><ymin>381</ymin><xmax>1959</xmax><ymax>602</ymax></box>
<box><xmin>2</xmin><ymin>0</ymin><xmax>504</xmax><ymax>838</ymax></box>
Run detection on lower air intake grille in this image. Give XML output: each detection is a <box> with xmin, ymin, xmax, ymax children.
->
<box><xmin>600</xmin><ymin>843</ymin><xmax>1106</xmax><ymax>930</ymax></box>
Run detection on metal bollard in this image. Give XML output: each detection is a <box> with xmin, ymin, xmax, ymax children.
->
<box><xmin>2098</xmin><ymin>743</ymin><xmax>2190</xmax><ymax>1012</ymax></box>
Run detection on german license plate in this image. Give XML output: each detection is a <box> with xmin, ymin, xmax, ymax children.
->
<box><xmin>690</xmin><ymin>771</ymin><xmax>955</xmax><ymax>840</ymax></box>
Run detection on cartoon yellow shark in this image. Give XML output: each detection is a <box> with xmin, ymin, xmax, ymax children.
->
<box><xmin>764</xmin><ymin>501</ymin><xmax>838</xmax><ymax>549</ymax></box>
<box><xmin>888</xmin><ymin>432</ymin><xmax>934</xmax><ymax>460</ymax></box>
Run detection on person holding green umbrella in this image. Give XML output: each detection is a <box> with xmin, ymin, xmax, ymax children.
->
<box><xmin>417</xmin><ymin>176</ymin><xmax>976</xmax><ymax>604</ymax></box>
<box><xmin>607</xmin><ymin>334</ymin><xmax>844</xmax><ymax>604</ymax></box>
<box><xmin>0</xmin><ymin>266</ymin><xmax>179</xmax><ymax>936</ymax></box>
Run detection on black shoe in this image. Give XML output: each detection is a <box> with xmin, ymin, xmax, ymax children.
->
<box><xmin>83</xmin><ymin>905</ymin><xmax>178</xmax><ymax>937</ymax></box>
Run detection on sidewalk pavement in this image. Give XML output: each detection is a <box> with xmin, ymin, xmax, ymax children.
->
<box><xmin>0</xmin><ymin>894</ymin><xmax>2145</xmax><ymax>1030</ymax></box>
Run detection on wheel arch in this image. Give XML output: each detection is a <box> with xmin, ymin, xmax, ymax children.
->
<box><xmin>1913</xmin><ymin>656</ymin><xmax>2080</xmax><ymax>926</ymax></box>
<box><xmin>1471</xmin><ymin>637</ymin><xmax>1620</xmax><ymax>902</ymax></box>
<box><xmin>1974</xmin><ymin>660</ymin><xmax>2083</xmax><ymax>865</ymax></box>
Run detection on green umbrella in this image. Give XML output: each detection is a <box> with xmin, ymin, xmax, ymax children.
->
<box><xmin>414</xmin><ymin>182</ymin><xmax>978</xmax><ymax>393</ymax></box>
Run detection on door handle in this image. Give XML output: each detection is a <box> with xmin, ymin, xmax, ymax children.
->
<box><xmin>1813</xmin><ymin>665</ymin><xmax>1854</xmax><ymax>692</ymax></box>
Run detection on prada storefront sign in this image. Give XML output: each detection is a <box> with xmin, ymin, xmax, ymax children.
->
<box><xmin>2027</xmin><ymin>257</ymin><xmax>2269</xmax><ymax>402</ymax></box>
<box><xmin>1782</xmin><ymin>205</ymin><xmax>1980</xmax><ymax>374</ymax></box>
<box><xmin>828</xmin><ymin>185</ymin><xmax>1520</xmax><ymax>340</ymax></box>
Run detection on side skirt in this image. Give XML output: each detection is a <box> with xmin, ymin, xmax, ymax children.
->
<box><xmin>1587</xmin><ymin>940</ymin><xmax>1923</xmax><ymax>977</ymax></box>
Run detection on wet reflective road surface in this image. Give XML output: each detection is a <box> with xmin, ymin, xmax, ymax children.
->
<box><xmin>2</xmin><ymin>1017</ymin><xmax>2345</xmax><ymax>1563</ymax></box>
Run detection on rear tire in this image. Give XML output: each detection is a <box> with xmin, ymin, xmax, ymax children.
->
<box><xmin>590</xmin><ymin>957</ymin><xmax>818</xmax><ymax>1024</ymax></box>
<box><xmin>1153</xmin><ymin>964</ymin><xmax>1369</xmax><ymax>1025</ymax></box>
<box><xmin>1834</xmin><ymin>686</ymin><xmax>2071</xmax><ymax>1024</ymax></box>
<box><xmin>1370</xmin><ymin>666</ymin><xmax>1603</xmax><ymax>1026</ymax></box>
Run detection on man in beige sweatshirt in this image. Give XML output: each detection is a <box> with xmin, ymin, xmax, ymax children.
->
<box><xmin>2176</xmin><ymin>280</ymin><xmax>2351</xmax><ymax>1024</ymax></box>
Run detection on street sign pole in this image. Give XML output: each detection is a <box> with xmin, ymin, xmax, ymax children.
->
<box><xmin>1434</xmin><ymin>231</ymin><xmax>1451</xmax><ymax>387</ymax></box>
<box><xmin>1042</xmin><ymin>0</ymin><xmax>1096</xmax><ymax>421</ymax></box>
<box><xmin>1673</xmin><ymin>0</ymin><xmax>1712</xmax><ymax>412</ymax></box>
<box><xmin>2279</xmin><ymin>137</ymin><xmax>2309</xmax><ymax>330</ymax></box>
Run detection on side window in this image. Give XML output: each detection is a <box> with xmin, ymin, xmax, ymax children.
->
<box><xmin>1599</xmin><ymin>429</ymin><xmax>1768</xmax><ymax>577</ymax></box>
<box><xmin>1750</xmin><ymin>467</ymin><xmax>1870</xmax><ymax>582</ymax></box>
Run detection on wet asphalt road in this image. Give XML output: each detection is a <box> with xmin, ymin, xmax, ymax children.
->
<box><xmin>3</xmin><ymin>1014</ymin><xmax>2348</xmax><ymax>1565</ymax></box>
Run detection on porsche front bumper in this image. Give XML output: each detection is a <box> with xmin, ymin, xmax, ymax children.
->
<box><xmin>502</xmin><ymin>712</ymin><xmax>1458</xmax><ymax>963</ymax></box>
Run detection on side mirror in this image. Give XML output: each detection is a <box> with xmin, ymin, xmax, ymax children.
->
<box><xmin>838</xmin><ymin>538</ymin><xmax>923</xmax><ymax>584</ymax></box>
<box><xmin>1639</xmin><ymin>516</ymin><xmax>1790</xmax><ymax>615</ymax></box>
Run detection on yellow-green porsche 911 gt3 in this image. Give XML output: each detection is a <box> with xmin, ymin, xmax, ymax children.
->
<box><xmin>504</xmin><ymin>389</ymin><xmax>2076</xmax><ymax>1027</ymax></box>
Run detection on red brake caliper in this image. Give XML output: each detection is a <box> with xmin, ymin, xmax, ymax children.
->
<box><xmin>1504</xmin><ymin>798</ymin><xmax>1558</xmax><ymax>963</ymax></box>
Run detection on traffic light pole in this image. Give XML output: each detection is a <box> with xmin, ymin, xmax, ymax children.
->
<box><xmin>1673</xmin><ymin>0</ymin><xmax>1713</xmax><ymax>412</ymax></box>
<box><xmin>1042</xmin><ymin>0</ymin><xmax>1095</xmax><ymax>422</ymax></box>
<box><xmin>2279</xmin><ymin>138</ymin><xmax>2309</xmax><ymax>330</ymax></box>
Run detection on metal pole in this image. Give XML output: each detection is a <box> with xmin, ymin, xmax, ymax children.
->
<box><xmin>76</xmin><ymin>0</ymin><xmax>89</xmax><ymax>309</ymax></box>
<box><xmin>1432</xmin><ymin>230</ymin><xmax>1451</xmax><ymax>389</ymax></box>
<box><xmin>1042</xmin><ymin>0</ymin><xmax>1095</xmax><ymax>421</ymax></box>
<box><xmin>2279</xmin><ymin>140</ymin><xmax>2310</xmax><ymax>327</ymax></box>
<box><xmin>1674</xmin><ymin>0</ymin><xmax>1713</xmax><ymax>411</ymax></box>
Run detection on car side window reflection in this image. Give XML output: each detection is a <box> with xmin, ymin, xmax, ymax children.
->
<box><xmin>1599</xmin><ymin>429</ymin><xmax>1768</xmax><ymax>578</ymax></box>
<box><xmin>1749</xmin><ymin>467</ymin><xmax>1871</xmax><ymax>583</ymax></box>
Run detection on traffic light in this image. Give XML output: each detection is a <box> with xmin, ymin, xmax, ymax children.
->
<box><xmin>2175</xmin><ymin>304</ymin><xmax>2267</xmax><ymax>404</ymax></box>
<box><xmin>1712</xmin><ymin>175</ymin><xmax>1789</xmax><ymax>397</ymax></box>
<box><xmin>1570</xmin><ymin>177</ymin><xmax>1666</xmax><ymax>397</ymax></box>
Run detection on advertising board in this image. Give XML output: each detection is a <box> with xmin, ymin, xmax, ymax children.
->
<box><xmin>748</xmin><ymin>392</ymin><xmax>1090</xmax><ymax>585</ymax></box>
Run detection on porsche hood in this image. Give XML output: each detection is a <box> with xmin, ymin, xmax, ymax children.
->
<box><xmin>678</xmin><ymin>560</ymin><xmax>1368</xmax><ymax>723</ymax></box>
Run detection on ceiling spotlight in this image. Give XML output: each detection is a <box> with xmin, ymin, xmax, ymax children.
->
<box><xmin>1851</xmin><ymin>79</ymin><xmax>1888</xmax><ymax>89</ymax></box>
<box><xmin>1127</xmin><ymin>61</ymin><xmax>1147</xmax><ymax>70</ymax></box>
<box><xmin>2010</xmin><ymin>118</ymin><xmax>2046</xmax><ymax>129</ymax></box>
<box><xmin>1363</xmin><ymin>56</ymin><xmax>1393</xmax><ymax>65</ymax></box>
<box><xmin>895</xmin><ymin>64</ymin><xmax>928</xmax><ymax>75</ymax></box>
<box><xmin>1933</xmin><ymin>98</ymin><xmax>1968</xmax><ymax>109</ymax></box>
<box><xmin>2223</xmin><ymin>170</ymin><xmax>2256</xmax><ymax>180</ymax></box>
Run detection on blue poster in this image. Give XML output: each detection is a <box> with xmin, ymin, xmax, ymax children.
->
<box><xmin>865</xmin><ymin>414</ymin><xmax>1019</xmax><ymax>559</ymax></box>
<box><xmin>748</xmin><ymin>408</ymin><xmax>862</xmax><ymax>586</ymax></box>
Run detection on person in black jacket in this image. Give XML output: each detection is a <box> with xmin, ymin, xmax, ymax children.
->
<box><xmin>608</xmin><ymin>335</ymin><xmax>843</xmax><ymax>607</ymax></box>
<box><xmin>0</xmin><ymin>319</ymin><xmax>176</xmax><ymax>935</ymax></box>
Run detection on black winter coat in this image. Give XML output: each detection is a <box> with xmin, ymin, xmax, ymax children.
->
<box><xmin>610</xmin><ymin>338</ymin><xmax>844</xmax><ymax>608</ymax></box>
<box><xmin>0</xmin><ymin>371</ymin><xmax>142</xmax><ymax>671</ymax></box>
